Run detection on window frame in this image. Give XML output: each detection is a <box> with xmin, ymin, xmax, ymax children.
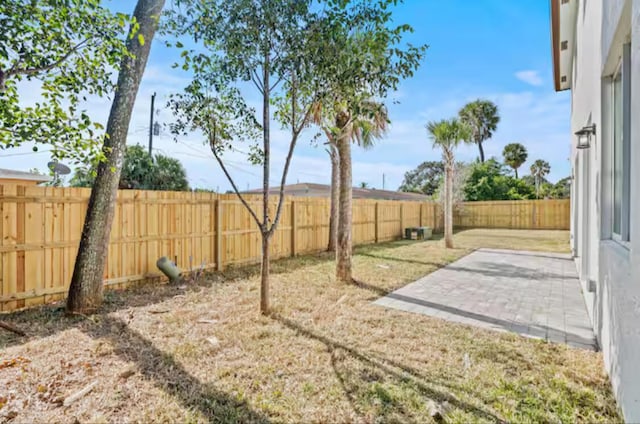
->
<box><xmin>611</xmin><ymin>43</ymin><xmax>631</xmax><ymax>245</ymax></box>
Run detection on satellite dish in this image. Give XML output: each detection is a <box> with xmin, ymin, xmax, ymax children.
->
<box><xmin>47</xmin><ymin>161</ymin><xmax>71</xmax><ymax>176</ymax></box>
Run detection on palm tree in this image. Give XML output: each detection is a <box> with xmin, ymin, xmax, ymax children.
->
<box><xmin>314</xmin><ymin>100</ymin><xmax>388</xmax><ymax>281</ymax></box>
<box><xmin>359</xmin><ymin>182</ymin><xmax>369</xmax><ymax>188</ymax></box>
<box><xmin>427</xmin><ymin>118</ymin><xmax>471</xmax><ymax>248</ymax></box>
<box><xmin>530</xmin><ymin>159</ymin><xmax>551</xmax><ymax>199</ymax></box>
<box><xmin>502</xmin><ymin>142</ymin><xmax>528</xmax><ymax>178</ymax></box>
<box><xmin>458</xmin><ymin>99</ymin><xmax>499</xmax><ymax>162</ymax></box>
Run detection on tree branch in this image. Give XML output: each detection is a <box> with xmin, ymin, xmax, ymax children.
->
<box><xmin>268</xmin><ymin>71</ymin><xmax>301</xmax><ymax>236</ymax></box>
<box><xmin>269</xmin><ymin>75</ymin><xmax>284</xmax><ymax>92</ymax></box>
<box><xmin>250</xmin><ymin>69</ymin><xmax>264</xmax><ymax>95</ymax></box>
<box><xmin>208</xmin><ymin>135</ymin><xmax>262</xmax><ymax>229</ymax></box>
<box><xmin>6</xmin><ymin>39</ymin><xmax>91</xmax><ymax>78</ymax></box>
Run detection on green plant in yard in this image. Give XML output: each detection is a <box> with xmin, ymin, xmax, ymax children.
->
<box><xmin>463</xmin><ymin>159</ymin><xmax>535</xmax><ymax>201</ymax></box>
<box><xmin>427</xmin><ymin>118</ymin><xmax>471</xmax><ymax>248</ymax></box>
<box><xmin>166</xmin><ymin>0</ymin><xmax>326</xmax><ymax>314</ymax></box>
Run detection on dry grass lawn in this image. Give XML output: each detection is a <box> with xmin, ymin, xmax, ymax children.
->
<box><xmin>0</xmin><ymin>229</ymin><xmax>620</xmax><ymax>423</ymax></box>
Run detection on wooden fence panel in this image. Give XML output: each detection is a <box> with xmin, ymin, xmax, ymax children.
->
<box><xmin>353</xmin><ymin>200</ymin><xmax>376</xmax><ymax>245</ymax></box>
<box><xmin>0</xmin><ymin>184</ymin><xmax>569</xmax><ymax>312</ymax></box>
<box><xmin>454</xmin><ymin>199</ymin><xmax>570</xmax><ymax>230</ymax></box>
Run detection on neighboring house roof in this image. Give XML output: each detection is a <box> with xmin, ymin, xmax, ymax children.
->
<box><xmin>0</xmin><ymin>168</ymin><xmax>52</xmax><ymax>183</ymax></box>
<box><xmin>550</xmin><ymin>0</ymin><xmax>578</xmax><ymax>91</ymax></box>
<box><xmin>244</xmin><ymin>182</ymin><xmax>429</xmax><ymax>202</ymax></box>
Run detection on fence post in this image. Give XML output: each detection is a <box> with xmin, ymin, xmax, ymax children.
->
<box><xmin>291</xmin><ymin>200</ymin><xmax>297</xmax><ymax>257</ymax></box>
<box><xmin>374</xmin><ymin>202</ymin><xmax>379</xmax><ymax>243</ymax></box>
<box><xmin>216</xmin><ymin>198</ymin><xmax>224</xmax><ymax>271</ymax></box>
<box><xmin>419</xmin><ymin>203</ymin><xmax>423</xmax><ymax>227</ymax></box>
<box><xmin>16</xmin><ymin>186</ymin><xmax>25</xmax><ymax>309</ymax></box>
<box><xmin>399</xmin><ymin>203</ymin><xmax>404</xmax><ymax>238</ymax></box>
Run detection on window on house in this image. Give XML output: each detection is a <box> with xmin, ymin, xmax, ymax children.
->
<box><xmin>612</xmin><ymin>43</ymin><xmax>631</xmax><ymax>242</ymax></box>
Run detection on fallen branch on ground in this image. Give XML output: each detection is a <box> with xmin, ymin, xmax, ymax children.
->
<box><xmin>62</xmin><ymin>381</ymin><xmax>98</xmax><ymax>407</ymax></box>
<box><xmin>0</xmin><ymin>321</ymin><xmax>26</xmax><ymax>336</ymax></box>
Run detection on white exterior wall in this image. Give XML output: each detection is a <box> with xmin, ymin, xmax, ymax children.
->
<box><xmin>570</xmin><ymin>0</ymin><xmax>640</xmax><ymax>421</ymax></box>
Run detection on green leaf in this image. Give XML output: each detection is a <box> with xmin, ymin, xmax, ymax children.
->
<box><xmin>138</xmin><ymin>33</ymin><xmax>145</xmax><ymax>46</ymax></box>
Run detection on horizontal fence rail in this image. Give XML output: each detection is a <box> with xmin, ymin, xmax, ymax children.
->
<box><xmin>0</xmin><ymin>184</ymin><xmax>568</xmax><ymax>312</ymax></box>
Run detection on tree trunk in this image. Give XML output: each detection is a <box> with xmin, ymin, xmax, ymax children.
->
<box><xmin>478</xmin><ymin>141</ymin><xmax>485</xmax><ymax>163</ymax></box>
<box><xmin>260</xmin><ymin>233</ymin><xmax>270</xmax><ymax>312</ymax></box>
<box><xmin>328</xmin><ymin>144</ymin><xmax>339</xmax><ymax>252</ymax></box>
<box><xmin>66</xmin><ymin>0</ymin><xmax>165</xmax><ymax>314</ymax></box>
<box><xmin>515</xmin><ymin>168</ymin><xmax>519</xmax><ymax>179</ymax></box>
<box><xmin>444</xmin><ymin>161</ymin><xmax>454</xmax><ymax>249</ymax></box>
<box><xmin>260</xmin><ymin>49</ymin><xmax>271</xmax><ymax>314</ymax></box>
<box><xmin>336</xmin><ymin>118</ymin><xmax>352</xmax><ymax>282</ymax></box>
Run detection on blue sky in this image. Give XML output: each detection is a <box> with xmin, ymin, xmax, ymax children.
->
<box><xmin>3</xmin><ymin>0</ymin><xmax>571</xmax><ymax>190</ymax></box>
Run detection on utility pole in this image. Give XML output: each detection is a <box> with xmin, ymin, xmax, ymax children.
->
<box><xmin>382</xmin><ymin>173</ymin><xmax>386</xmax><ymax>190</ymax></box>
<box><xmin>148</xmin><ymin>92</ymin><xmax>156</xmax><ymax>156</ymax></box>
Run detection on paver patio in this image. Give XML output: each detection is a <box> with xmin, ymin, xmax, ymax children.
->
<box><xmin>374</xmin><ymin>248</ymin><xmax>597</xmax><ymax>350</ymax></box>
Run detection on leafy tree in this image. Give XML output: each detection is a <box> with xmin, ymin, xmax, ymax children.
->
<box><xmin>521</xmin><ymin>174</ymin><xmax>548</xmax><ymax>188</ymax></box>
<box><xmin>359</xmin><ymin>182</ymin><xmax>369</xmax><ymax>189</ymax></box>
<box><xmin>0</xmin><ymin>0</ymin><xmax>132</xmax><ymax>163</ymax></box>
<box><xmin>551</xmin><ymin>176</ymin><xmax>571</xmax><ymax>199</ymax></box>
<box><xmin>530</xmin><ymin>159</ymin><xmax>551</xmax><ymax>199</ymax></box>
<box><xmin>68</xmin><ymin>167</ymin><xmax>95</xmax><ymax>188</ymax></box>
<box><xmin>309</xmin><ymin>1</ymin><xmax>426</xmax><ymax>283</ymax></box>
<box><xmin>67</xmin><ymin>0</ymin><xmax>165</xmax><ymax>314</ymax></box>
<box><xmin>398</xmin><ymin>161</ymin><xmax>444</xmax><ymax>195</ymax></box>
<box><xmin>458</xmin><ymin>99</ymin><xmax>500</xmax><ymax>163</ymax></box>
<box><xmin>167</xmin><ymin>0</ymin><xmax>326</xmax><ymax>313</ymax></box>
<box><xmin>502</xmin><ymin>142</ymin><xmax>528</xmax><ymax>178</ymax></box>
<box><xmin>153</xmin><ymin>154</ymin><xmax>190</xmax><ymax>191</ymax></box>
<box><xmin>70</xmin><ymin>145</ymin><xmax>189</xmax><ymax>191</ymax></box>
<box><xmin>463</xmin><ymin>159</ymin><xmax>535</xmax><ymax>201</ymax></box>
<box><xmin>427</xmin><ymin>118</ymin><xmax>471</xmax><ymax>248</ymax></box>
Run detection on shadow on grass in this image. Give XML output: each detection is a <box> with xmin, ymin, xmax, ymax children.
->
<box><xmin>358</xmin><ymin>252</ymin><xmax>448</xmax><ymax>267</ymax></box>
<box><xmin>80</xmin><ymin>315</ymin><xmax>270</xmax><ymax>423</ymax></box>
<box><xmin>0</xmin><ymin>239</ymin><xmax>430</xmax><ymax>349</ymax></box>
<box><xmin>271</xmin><ymin>313</ymin><xmax>503</xmax><ymax>422</ymax></box>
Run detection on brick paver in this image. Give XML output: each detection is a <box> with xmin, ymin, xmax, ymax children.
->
<box><xmin>374</xmin><ymin>248</ymin><xmax>597</xmax><ymax>350</ymax></box>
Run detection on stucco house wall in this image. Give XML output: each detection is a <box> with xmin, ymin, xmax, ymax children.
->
<box><xmin>559</xmin><ymin>0</ymin><xmax>640</xmax><ymax>420</ymax></box>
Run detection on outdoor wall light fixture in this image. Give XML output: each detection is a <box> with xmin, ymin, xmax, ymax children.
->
<box><xmin>575</xmin><ymin>124</ymin><xmax>596</xmax><ymax>149</ymax></box>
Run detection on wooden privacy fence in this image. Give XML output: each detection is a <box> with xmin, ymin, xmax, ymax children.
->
<box><xmin>453</xmin><ymin>199</ymin><xmax>570</xmax><ymax>230</ymax></box>
<box><xmin>0</xmin><ymin>184</ymin><xmax>569</xmax><ymax>312</ymax></box>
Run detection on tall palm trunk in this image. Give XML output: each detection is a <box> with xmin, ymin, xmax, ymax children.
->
<box><xmin>444</xmin><ymin>159</ymin><xmax>454</xmax><ymax>248</ymax></box>
<box><xmin>66</xmin><ymin>0</ymin><xmax>165</xmax><ymax>313</ymax></box>
<box><xmin>336</xmin><ymin>113</ymin><xmax>352</xmax><ymax>282</ymax></box>
<box><xmin>328</xmin><ymin>144</ymin><xmax>339</xmax><ymax>252</ymax></box>
<box><xmin>478</xmin><ymin>141</ymin><xmax>485</xmax><ymax>163</ymax></box>
<box><xmin>514</xmin><ymin>168</ymin><xmax>519</xmax><ymax>179</ymax></box>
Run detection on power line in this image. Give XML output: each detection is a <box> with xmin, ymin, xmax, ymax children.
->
<box><xmin>0</xmin><ymin>149</ymin><xmax>52</xmax><ymax>157</ymax></box>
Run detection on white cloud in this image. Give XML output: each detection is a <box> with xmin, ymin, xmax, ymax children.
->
<box><xmin>515</xmin><ymin>70</ymin><xmax>544</xmax><ymax>87</ymax></box>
